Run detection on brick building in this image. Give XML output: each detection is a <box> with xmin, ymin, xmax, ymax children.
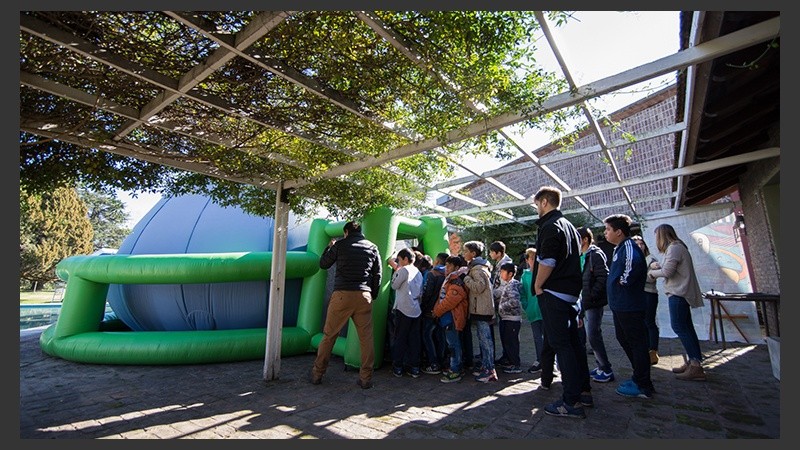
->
<box><xmin>441</xmin><ymin>84</ymin><xmax>780</xmax><ymax>343</ymax></box>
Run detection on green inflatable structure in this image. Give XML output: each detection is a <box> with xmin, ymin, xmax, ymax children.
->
<box><xmin>40</xmin><ymin>207</ymin><xmax>449</xmax><ymax>368</ymax></box>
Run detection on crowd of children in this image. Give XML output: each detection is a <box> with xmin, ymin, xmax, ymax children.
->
<box><xmin>369</xmin><ymin>187</ymin><xmax>708</xmax><ymax>420</ymax></box>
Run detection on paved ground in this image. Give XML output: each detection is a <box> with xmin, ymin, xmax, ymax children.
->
<box><xmin>19</xmin><ymin>311</ymin><xmax>781</xmax><ymax>439</ymax></box>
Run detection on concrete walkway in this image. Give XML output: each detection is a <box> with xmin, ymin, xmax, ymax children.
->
<box><xmin>19</xmin><ymin>312</ymin><xmax>780</xmax><ymax>439</ymax></box>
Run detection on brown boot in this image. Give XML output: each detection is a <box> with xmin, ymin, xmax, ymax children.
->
<box><xmin>675</xmin><ymin>361</ymin><xmax>706</xmax><ymax>381</ymax></box>
<box><xmin>649</xmin><ymin>350</ymin><xmax>659</xmax><ymax>366</ymax></box>
<box><xmin>672</xmin><ymin>361</ymin><xmax>689</xmax><ymax>374</ymax></box>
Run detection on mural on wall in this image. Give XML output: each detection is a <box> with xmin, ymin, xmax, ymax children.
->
<box><xmin>690</xmin><ymin>213</ymin><xmax>752</xmax><ymax>294</ymax></box>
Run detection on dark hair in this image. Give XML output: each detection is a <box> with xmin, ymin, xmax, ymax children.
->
<box><xmin>397</xmin><ymin>248</ymin><xmax>415</xmax><ymax>262</ymax></box>
<box><xmin>577</xmin><ymin>226</ymin><xmax>593</xmax><ymax>244</ymax></box>
<box><xmin>435</xmin><ymin>252</ymin><xmax>450</xmax><ymax>265</ymax></box>
<box><xmin>343</xmin><ymin>221</ymin><xmax>361</xmax><ymax>234</ymax></box>
<box><xmin>464</xmin><ymin>240</ymin><xmax>484</xmax><ymax>256</ymax></box>
<box><xmin>489</xmin><ymin>241</ymin><xmax>506</xmax><ymax>254</ymax></box>
<box><xmin>631</xmin><ymin>235</ymin><xmax>650</xmax><ymax>256</ymax></box>
<box><xmin>533</xmin><ymin>186</ymin><xmax>562</xmax><ymax>208</ymax></box>
<box><xmin>500</xmin><ymin>262</ymin><xmax>516</xmax><ymax>275</ymax></box>
<box><xmin>445</xmin><ymin>255</ymin><xmax>467</xmax><ymax>267</ymax></box>
<box><xmin>603</xmin><ymin>214</ymin><xmax>633</xmax><ymax>237</ymax></box>
<box><xmin>415</xmin><ymin>254</ymin><xmax>433</xmax><ymax>271</ymax></box>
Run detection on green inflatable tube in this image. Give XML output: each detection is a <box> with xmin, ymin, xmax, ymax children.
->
<box><xmin>41</xmin><ymin>251</ymin><xmax>319</xmax><ymax>364</ymax></box>
<box><xmin>39</xmin><ymin>209</ymin><xmax>451</xmax><ymax>367</ymax></box>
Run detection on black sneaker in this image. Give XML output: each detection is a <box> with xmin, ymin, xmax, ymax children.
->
<box><xmin>495</xmin><ymin>357</ymin><xmax>512</xmax><ymax>368</ymax></box>
<box><xmin>406</xmin><ymin>367</ymin><xmax>421</xmax><ymax>378</ymax></box>
<box><xmin>527</xmin><ymin>362</ymin><xmax>542</xmax><ymax>373</ymax></box>
<box><xmin>580</xmin><ymin>392</ymin><xmax>594</xmax><ymax>407</ymax></box>
<box><xmin>540</xmin><ymin>379</ymin><xmax>552</xmax><ymax>390</ymax></box>
<box><xmin>422</xmin><ymin>364</ymin><xmax>441</xmax><ymax>375</ymax></box>
<box><xmin>544</xmin><ymin>400</ymin><xmax>586</xmax><ymax>419</ymax></box>
<box><xmin>392</xmin><ymin>366</ymin><xmax>403</xmax><ymax>377</ymax></box>
<box><xmin>503</xmin><ymin>365</ymin><xmax>523</xmax><ymax>374</ymax></box>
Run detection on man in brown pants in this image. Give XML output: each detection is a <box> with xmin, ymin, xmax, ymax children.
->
<box><xmin>311</xmin><ymin>221</ymin><xmax>383</xmax><ymax>389</ymax></box>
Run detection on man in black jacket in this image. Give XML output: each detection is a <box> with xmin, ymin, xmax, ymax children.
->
<box><xmin>311</xmin><ymin>221</ymin><xmax>382</xmax><ymax>389</ymax></box>
<box><xmin>531</xmin><ymin>186</ymin><xmax>591</xmax><ymax>419</ymax></box>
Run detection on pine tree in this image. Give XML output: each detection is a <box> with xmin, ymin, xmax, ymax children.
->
<box><xmin>78</xmin><ymin>187</ymin><xmax>131</xmax><ymax>250</ymax></box>
<box><xmin>20</xmin><ymin>187</ymin><xmax>94</xmax><ymax>289</ymax></box>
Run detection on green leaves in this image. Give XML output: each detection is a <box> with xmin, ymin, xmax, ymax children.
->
<box><xmin>20</xmin><ymin>11</ymin><xmax>576</xmax><ymax>221</ymax></box>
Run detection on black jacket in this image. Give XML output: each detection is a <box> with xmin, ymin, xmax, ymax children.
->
<box><xmin>320</xmin><ymin>231</ymin><xmax>382</xmax><ymax>299</ymax></box>
<box><xmin>580</xmin><ymin>244</ymin><xmax>609</xmax><ymax>310</ymax></box>
<box><xmin>420</xmin><ymin>265</ymin><xmax>446</xmax><ymax>317</ymax></box>
<box><xmin>531</xmin><ymin>209</ymin><xmax>583</xmax><ymax>299</ymax></box>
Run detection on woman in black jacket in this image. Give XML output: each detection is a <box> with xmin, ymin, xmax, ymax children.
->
<box><xmin>577</xmin><ymin>227</ymin><xmax>613</xmax><ymax>383</ymax></box>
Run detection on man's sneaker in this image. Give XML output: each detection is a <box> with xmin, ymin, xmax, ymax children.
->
<box><xmin>579</xmin><ymin>392</ymin><xmax>594</xmax><ymax>407</ymax></box>
<box><xmin>440</xmin><ymin>371</ymin><xmax>462</xmax><ymax>383</ymax></box>
<box><xmin>406</xmin><ymin>367</ymin><xmax>421</xmax><ymax>378</ymax></box>
<box><xmin>392</xmin><ymin>366</ymin><xmax>403</xmax><ymax>377</ymax></box>
<box><xmin>503</xmin><ymin>365</ymin><xmax>523</xmax><ymax>374</ymax></box>
<box><xmin>527</xmin><ymin>362</ymin><xmax>542</xmax><ymax>373</ymax></box>
<box><xmin>616</xmin><ymin>381</ymin><xmax>652</xmax><ymax>399</ymax></box>
<box><xmin>422</xmin><ymin>364</ymin><xmax>441</xmax><ymax>375</ymax></box>
<box><xmin>494</xmin><ymin>357</ymin><xmax>512</xmax><ymax>368</ymax></box>
<box><xmin>475</xmin><ymin>369</ymin><xmax>498</xmax><ymax>383</ymax></box>
<box><xmin>591</xmin><ymin>369</ymin><xmax>615</xmax><ymax>383</ymax></box>
<box><xmin>544</xmin><ymin>400</ymin><xmax>586</xmax><ymax>419</ymax></box>
<box><xmin>471</xmin><ymin>366</ymin><xmax>484</xmax><ymax>377</ymax></box>
<box><xmin>539</xmin><ymin>380</ymin><xmax>551</xmax><ymax>390</ymax></box>
<box><xmin>589</xmin><ymin>367</ymin><xmax>600</xmax><ymax>377</ymax></box>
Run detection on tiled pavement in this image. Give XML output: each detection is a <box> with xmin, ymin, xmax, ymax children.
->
<box><xmin>19</xmin><ymin>311</ymin><xmax>781</xmax><ymax>439</ymax></box>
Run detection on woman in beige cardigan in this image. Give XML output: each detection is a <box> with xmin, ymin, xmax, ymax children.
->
<box><xmin>647</xmin><ymin>224</ymin><xmax>707</xmax><ymax>381</ymax></box>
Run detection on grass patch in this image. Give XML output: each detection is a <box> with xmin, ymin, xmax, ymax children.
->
<box><xmin>20</xmin><ymin>290</ymin><xmax>58</xmax><ymax>303</ymax></box>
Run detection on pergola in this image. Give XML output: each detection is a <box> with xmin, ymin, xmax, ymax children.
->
<box><xmin>19</xmin><ymin>11</ymin><xmax>780</xmax><ymax>379</ymax></box>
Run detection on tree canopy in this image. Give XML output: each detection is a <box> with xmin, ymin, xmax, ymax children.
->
<box><xmin>20</xmin><ymin>187</ymin><xmax>94</xmax><ymax>288</ymax></box>
<box><xmin>20</xmin><ymin>11</ymin><xmax>580</xmax><ymax>220</ymax></box>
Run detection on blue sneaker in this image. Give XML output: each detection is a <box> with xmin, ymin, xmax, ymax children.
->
<box><xmin>392</xmin><ymin>366</ymin><xmax>403</xmax><ymax>377</ymax></box>
<box><xmin>544</xmin><ymin>400</ymin><xmax>586</xmax><ymax>419</ymax></box>
<box><xmin>406</xmin><ymin>367</ymin><xmax>421</xmax><ymax>378</ymax></box>
<box><xmin>616</xmin><ymin>381</ymin><xmax>652</xmax><ymax>399</ymax></box>
<box><xmin>591</xmin><ymin>369</ymin><xmax>615</xmax><ymax>383</ymax></box>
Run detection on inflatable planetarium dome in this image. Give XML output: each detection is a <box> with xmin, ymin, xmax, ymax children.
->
<box><xmin>107</xmin><ymin>194</ymin><xmax>312</xmax><ymax>332</ymax></box>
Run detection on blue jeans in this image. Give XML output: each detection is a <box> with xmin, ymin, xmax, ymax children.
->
<box><xmin>443</xmin><ymin>324</ymin><xmax>462</xmax><ymax>373</ymax></box>
<box><xmin>668</xmin><ymin>295</ymin><xmax>703</xmax><ymax>361</ymax></box>
<box><xmin>475</xmin><ymin>320</ymin><xmax>495</xmax><ymax>372</ymax></box>
<box><xmin>644</xmin><ymin>291</ymin><xmax>659</xmax><ymax>351</ymax></box>
<box><xmin>585</xmin><ymin>307</ymin><xmax>612</xmax><ymax>372</ymax></box>
<box><xmin>421</xmin><ymin>316</ymin><xmax>445</xmax><ymax>367</ymax></box>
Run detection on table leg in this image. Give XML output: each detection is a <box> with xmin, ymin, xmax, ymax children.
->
<box><xmin>710</xmin><ymin>299</ymin><xmax>719</xmax><ymax>343</ymax></box>
<box><xmin>717</xmin><ymin>300</ymin><xmax>726</xmax><ymax>349</ymax></box>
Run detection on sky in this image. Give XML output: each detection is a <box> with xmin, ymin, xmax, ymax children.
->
<box><xmin>119</xmin><ymin>11</ymin><xmax>681</xmax><ymax>227</ymax></box>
